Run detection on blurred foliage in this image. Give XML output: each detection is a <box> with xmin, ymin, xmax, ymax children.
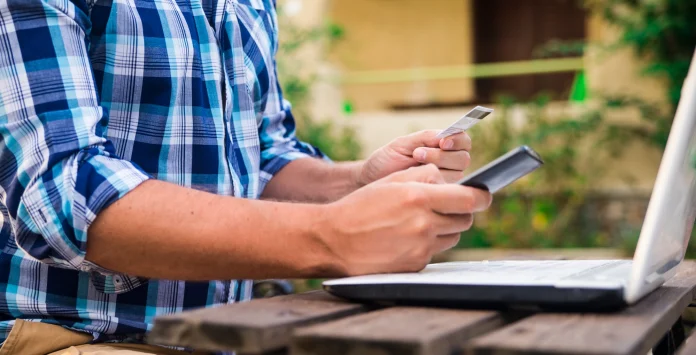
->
<box><xmin>460</xmin><ymin>94</ymin><xmax>628</xmax><ymax>250</ymax></box>
<box><xmin>275</xmin><ymin>6</ymin><xmax>361</xmax><ymax>161</ymax></box>
<box><xmin>585</xmin><ymin>0</ymin><xmax>696</xmax><ymax>147</ymax></box>
<box><xmin>458</xmin><ymin>0</ymin><xmax>696</xmax><ymax>254</ymax></box>
<box><xmin>619</xmin><ymin>227</ymin><xmax>696</xmax><ymax>259</ymax></box>
<box><xmin>586</xmin><ymin>0</ymin><xmax>696</xmax><ymax>110</ymax></box>
<box><xmin>534</xmin><ymin>0</ymin><xmax>696</xmax><ymax>148</ymax></box>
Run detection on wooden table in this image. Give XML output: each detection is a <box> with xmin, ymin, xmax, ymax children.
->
<box><xmin>147</xmin><ymin>261</ymin><xmax>696</xmax><ymax>355</ymax></box>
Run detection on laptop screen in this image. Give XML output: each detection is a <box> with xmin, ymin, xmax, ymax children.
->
<box><xmin>626</xmin><ymin>48</ymin><xmax>696</xmax><ymax>303</ymax></box>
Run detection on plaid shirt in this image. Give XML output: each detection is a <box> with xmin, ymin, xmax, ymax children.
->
<box><xmin>0</xmin><ymin>0</ymin><xmax>323</xmax><ymax>344</ymax></box>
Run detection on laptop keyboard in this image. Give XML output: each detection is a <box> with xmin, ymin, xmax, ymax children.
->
<box><xmin>559</xmin><ymin>260</ymin><xmax>631</xmax><ymax>280</ymax></box>
<box><xmin>422</xmin><ymin>260</ymin><xmax>631</xmax><ymax>281</ymax></box>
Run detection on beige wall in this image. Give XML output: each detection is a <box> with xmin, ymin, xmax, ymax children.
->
<box><xmin>585</xmin><ymin>13</ymin><xmax>668</xmax><ymax>107</ymax></box>
<box><xmin>327</xmin><ymin>0</ymin><xmax>476</xmax><ymax>111</ymax></box>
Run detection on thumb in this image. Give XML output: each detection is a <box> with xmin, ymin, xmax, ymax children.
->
<box><xmin>375</xmin><ymin>164</ymin><xmax>445</xmax><ymax>185</ymax></box>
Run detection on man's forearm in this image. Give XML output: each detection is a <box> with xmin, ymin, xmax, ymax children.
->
<box><xmin>262</xmin><ymin>158</ymin><xmax>364</xmax><ymax>203</ymax></box>
<box><xmin>86</xmin><ymin>180</ymin><xmax>343</xmax><ymax>280</ymax></box>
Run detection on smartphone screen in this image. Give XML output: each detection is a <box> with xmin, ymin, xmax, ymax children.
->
<box><xmin>457</xmin><ymin>146</ymin><xmax>543</xmax><ymax>193</ymax></box>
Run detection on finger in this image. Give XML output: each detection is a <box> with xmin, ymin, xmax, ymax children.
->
<box><xmin>378</xmin><ymin>164</ymin><xmax>445</xmax><ymax>185</ymax></box>
<box><xmin>413</xmin><ymin>148</ymin><xmax>471</xmax><ymax>171</ymax></box>
<box><xmin>439</xmin><ymin>132</ymin><xmax>472</xmax><ymax>151</ymax></box>
<box><xmin>391</xmin><ymin>130</ymin><xmax>442</xmax><ymax>155</ymax></box>
<box><xmin>431</xmin><ymin>213</ymin><xmax>474</xmax><ymax>235</ymax></box>
<box><xmin>440</xmin><ymin>169</ymin><xmax>466</xmax><ymax>183</ymax></box>
<box><xmin>431</xmin><ymin>233</ymin><xmax>462</xmax><ymax>254</ymax></box>
<box><xmin>419</xmin><ymin>184</ymin><xmax>493</xmax><ymax>214</ymax></box>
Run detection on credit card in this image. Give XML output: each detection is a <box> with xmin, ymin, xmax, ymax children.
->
<box><xmin>435</xmin><ymin>106</ymin><xmax>493</xmax><ymax>139</ymax></box>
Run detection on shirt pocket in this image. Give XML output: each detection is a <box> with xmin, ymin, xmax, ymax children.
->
<box><xmin>89</xmin><ymin>272</ymin><xmax>148</xmax><ymax>294</ymax></box>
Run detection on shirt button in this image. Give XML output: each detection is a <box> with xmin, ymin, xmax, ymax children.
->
<box><xmin>113</xmin><ymin>276</ymin><xmax>123</xmax><ymax>285</ymax></box>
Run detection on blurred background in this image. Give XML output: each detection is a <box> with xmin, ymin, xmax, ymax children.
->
<box><xmin>255</xmin><ymin>0</ymin><xmax>696</xmax><ymax>295</ymax></box>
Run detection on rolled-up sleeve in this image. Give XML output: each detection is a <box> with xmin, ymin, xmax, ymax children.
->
<box><xmin>0</xmin><ymin>0</ymin><xmax>150</xmax><ymax>272</ymax></box>
<box><xmin>258</xmin><ymin>75</ymin><xmax>327</xmax><ymax>191</ymax></box>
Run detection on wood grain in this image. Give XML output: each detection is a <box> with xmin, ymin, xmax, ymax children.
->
<box><xmin>291</xmin><ymin>307</ymin><xmax>508</xmax><ymax>355</ymax></box>
<box><xmin>466</xmin><ymin>261</ymin><xmax>696</xmax><ymax>355</ymax></box>
<box><xmin>147</xmin><ymin>291</ymin><xmax>366</xmax><ymax>354</ymax></box>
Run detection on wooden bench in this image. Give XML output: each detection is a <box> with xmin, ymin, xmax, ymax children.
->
<box><xmin>147</xmin><ymin>261</ymin><xmax>696</xmax><ymax>355</ymax></box>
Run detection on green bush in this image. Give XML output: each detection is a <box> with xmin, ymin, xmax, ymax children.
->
<box><xmin>460</xmin><ymin>95</ymin><xmax>620</xmax><ymax>249</ymax></box>
<box><xmin>585</xmin><ymin>0</ymin><xmax>696</xmax><ymax>147</ymax></box>
<box><xmin>458</xmin><ymin>0</ymin><xmax>696</xmax><ymax>252</ymax></box>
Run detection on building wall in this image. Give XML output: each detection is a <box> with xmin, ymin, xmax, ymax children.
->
<box><xmin>327</xmin><ymin>0</ymin><xmax>476</xmax><ymax>111</ymax></box>
<box><xmin>585</xmin><ymin>13</ymin><xmax>668</xmax><ymax>106</ymax></box>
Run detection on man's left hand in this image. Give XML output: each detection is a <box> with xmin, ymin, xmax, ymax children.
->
<box><xmin>358</xmin><ymin>130</ymin><xmax>472</xmax><ymax>186</ymax></box>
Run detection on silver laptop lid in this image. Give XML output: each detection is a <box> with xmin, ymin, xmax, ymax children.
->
<box><xmin>625</xmin><ymin>48</ymin><xmax>696</xmax><ymax>303</ymax></box>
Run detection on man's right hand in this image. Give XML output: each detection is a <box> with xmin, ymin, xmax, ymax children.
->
<box><xmin>86</xmin><ymin>163</ymin><xmax>491</xmax><ymax>282</ymax></box>
<box><xmin>318</xmin><ymin>164</ymin><xmax>492</xmax><ymax>276</ymax></box>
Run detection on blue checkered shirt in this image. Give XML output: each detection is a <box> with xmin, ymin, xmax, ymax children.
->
<box><xmin>0</xmin><ymin>0</ymin><xmax>323</xmax><ymax>344</ymax></box>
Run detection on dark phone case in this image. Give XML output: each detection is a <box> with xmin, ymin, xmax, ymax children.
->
<box><xmin>457</xmin><ymin>146</ymin><xmax>543</xmax><ymax>193</ymax></box>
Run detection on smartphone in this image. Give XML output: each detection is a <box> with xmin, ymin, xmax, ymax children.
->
<box><xmin>457</xmin><ymin>146</ymin><xmax>543</xmax><ymax>193</ymax></box>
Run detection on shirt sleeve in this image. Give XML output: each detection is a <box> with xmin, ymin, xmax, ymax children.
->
<box><xmin>257</xmin><ymin>66</ymin><xmax>329</xmax><ymax>192</ymax></box>
<box><xmin>258</xmin><ymin>92</ymin><xmax>328</xmax><ymax>186</ymax></box>
<box><xmin>0</xmin><ymin>0</ymin><xmax>151</xmax><ymax>272</ymax></box>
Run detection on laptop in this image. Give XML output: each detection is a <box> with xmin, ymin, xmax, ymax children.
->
<box><xmin>322</xmin><ymin>49</ymin><xmax>696</xmax><ymax>311</ymax></box>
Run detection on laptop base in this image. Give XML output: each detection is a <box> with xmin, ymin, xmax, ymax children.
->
<box><xmin>324</xmin><ymin>283</ymin><xmax>627</xmax><ymax>312</ymax></box>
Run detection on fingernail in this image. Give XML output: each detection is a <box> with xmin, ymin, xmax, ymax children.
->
<box><xmin>443</xmin><ymin>139</ymin><xmax>454</xmax><ymax>149</ymax></box>
<box><xmin>414</xmin><ymin>148</ymin><xmax>427</xmax><ymax>162</ymax></box>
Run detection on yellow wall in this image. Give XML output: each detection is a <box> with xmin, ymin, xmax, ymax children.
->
<box><xmin>327</xmin><ymin>0</ymin><xmax>476</xmax><ymax>111</ymax></box>
<box><xmin>585</xmin><ymin>14</ymin><xmax>668</xmax><ymax>107</ymax></box>
<box><xmin>323</xmin><ymin>0</ymin><xmax>668</xmax><ymax>111</ymax></box>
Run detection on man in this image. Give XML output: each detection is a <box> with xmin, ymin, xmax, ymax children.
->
<box><xmin>0</xmin><ymin>0</ymin><xmax>491</xmax><ymax>353</ymax></box>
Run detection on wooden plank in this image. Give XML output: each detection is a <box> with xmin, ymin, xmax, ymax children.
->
<box><xmin>147</xmin><ymin>291</ymin><xmax>367</xmax><ymax>354</ymax></box>
<box><xmin>291</xmin><ymin>307</ymin><xmax>512</xmax><ymax>355</ymax></box>
<box><xmin>466</xmin><ymin>261</ymin><xmax>696</xmax><ymax>355</ymax></box>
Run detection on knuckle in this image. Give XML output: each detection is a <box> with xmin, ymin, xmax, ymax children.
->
<box><xmin>413</xmin><ymin>216</ymin><xmax>433</xmax><ymax>236</ymax></box>
<box><xmin>417</xmin><ymin>246</ymin><xmax>431</xmax><ymax>260</ymax></box>
<box><xmin>406</xmin><ymin>260</ymin><xmax>428</xmax><ymax>273</ymax></box>
<box><xmin>393</xmin><ymin>136</ymin><xmax>408</xmax><ymax>146</ymax></box>
<box><xmin>474</xmin><ymin>190</ymin><xmax>493</xmax><ymax>210</ymax></box>
<box><xmin>463</xmin><ymin>133</ymin><xmax>473</xmax><ymax>148</ymax></box>
<box><xmin>426</xmin><ymin>169</ymin><xmax>443</xmax><ymax>184</ymax></box>
<box><xmin>463</xmin><ymin>214</ymin><xmax>474</xmax><ymax>229</ymax></box>
<box><xmin>409</xmin><ymin>247</ymin><xmax>432</xmax><ymax>267</ymax></box>
<box><xmin>426</xmin><ymin>149</ymin><xmax>441</xmax><ymax>162</ymax></box>
<box><xmin>462</xmin><ymin>151</ymin><xmax>471</xmax><ymax>165</ymax></box>
<box><xmin>443</xmin><ymin>233</ymin><xmax>461</xmax><ymax>249</ymax></box>
<box><xmin>418</xmin><ymin>129</ymin><xmax>439</xmax><ymax>140</ymax></box>
<box><xmin>416</xmin><ymin>259</ymin><xmax>430</xmax><ymax>271</ymax></box>
<box><xmin>426</xmin><ymin>163</ymin><xmax>440</xmax><ymax>175</ymax></box>
<box><xmin>461</xmin><ymin>191</ymin><xmax>476</xmax><ymax>211</ymax></box>
<box><xmin>405</xmin><ymin>188</ymin><xmax>428</xmax><ymax>206</ymax></box>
